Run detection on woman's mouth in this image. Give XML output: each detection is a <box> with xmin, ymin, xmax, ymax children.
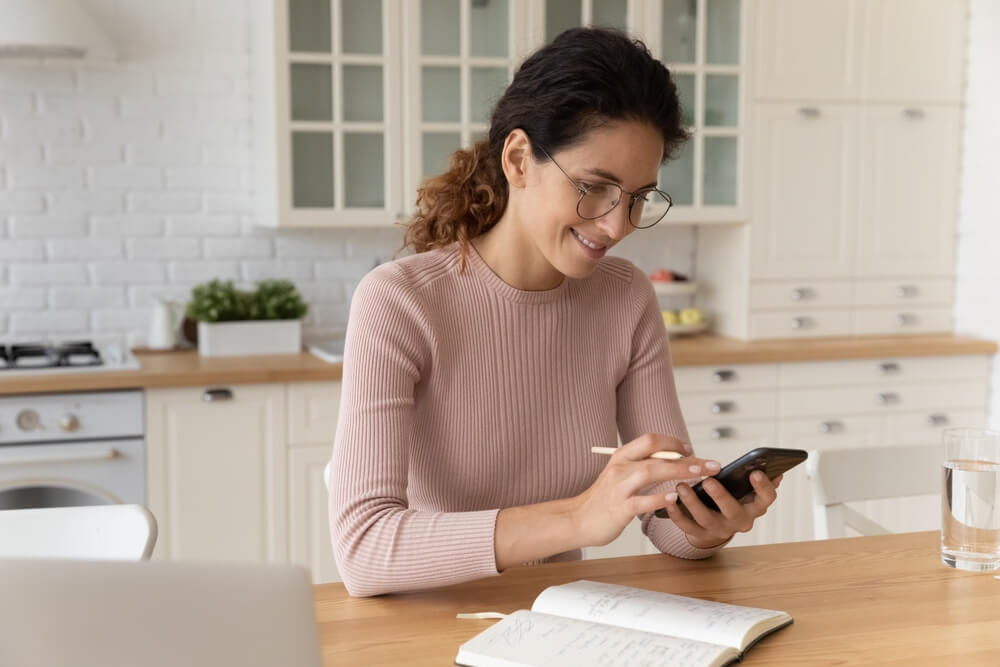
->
<box><xmin>570</xmin><ymin>228</ymin><xmax>607</xmax><ymax>258</ymax></box>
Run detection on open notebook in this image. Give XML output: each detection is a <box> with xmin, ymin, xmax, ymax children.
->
<box><xmin>455</xmin><ymin>580</ymin><xmax>792</xmax><ymax>667</ymax></box>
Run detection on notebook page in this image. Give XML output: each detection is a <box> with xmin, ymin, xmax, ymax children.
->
<box><xmin>531</xmin><ymin>580</ymin><xmax>787</xmax><ymax>650</ymax></box>
<box><xmin>455</xmin><ymin>610</ymin><xmax>734</xmax><ymax>667</ymax></box>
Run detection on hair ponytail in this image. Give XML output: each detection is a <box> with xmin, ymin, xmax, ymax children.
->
<box><xmin>403</xmin><ymin>140</ymin><xmax>508</xmax><ymax>266</ymax></box>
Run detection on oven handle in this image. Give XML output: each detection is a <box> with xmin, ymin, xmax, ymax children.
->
<box><xmin>0</xmin><ymin>445</ymin><xmax>119</xmax><ymax>465</ymax></box>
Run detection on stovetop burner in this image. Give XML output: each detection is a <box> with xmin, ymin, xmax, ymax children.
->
<box><xmin>1</xmin><ymin>341</ymin><xmax>104</xmax><ymax>371</ymax></box>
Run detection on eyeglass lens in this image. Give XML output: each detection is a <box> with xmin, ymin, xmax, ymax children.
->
<box><xmin>578</xmin><ymin>185</ymin><xmax>671</xmax><ymax>228</ymax></box>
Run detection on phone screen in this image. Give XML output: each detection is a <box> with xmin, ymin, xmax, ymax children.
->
<box><xmin>654</xmin><ymin>447</ymin><xmax>807</xmax><ymax>519</ymax></box>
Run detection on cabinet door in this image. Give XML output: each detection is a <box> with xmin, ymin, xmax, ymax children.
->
<box><xmin>855</xmin><ymin>105</ymin><xmax>961</xmax><ymax>277</ymax></box>
<box><xmin>402</xmin><ymin>0</ymin><xmax>527</xmax><ymax>213</ymax></box>
<box><xmin>276</xmin><ymin>0</ymin><xmax>405</xmax><ymax>226</ymax></box>
<box><xmin>750</xmin><ymin>103</ymin><xmax>858</xmax><ymax>279</ymax></box>
<box><xmin>289</xmin><ymin>444</ymin><xmax>341</xmax><ymax>583</ymax></box>
<box><xmin>145</xmin><ymin>384</ymin><xmax>287</xmax><ymax>561</ymax></box>
<box><xmin>752</xmin><ymin>0</ymin><xmax>861</xmax><ymax>101</ymax></box>
<box><xmin>861</xmin><ymin>0</ymin><xmax>967</xmax><ymax>103</ymax></box>
<box><xmin>287</xmin><ymin>381</ymin><xmax>341</xmax><ymax>445</ymax></box>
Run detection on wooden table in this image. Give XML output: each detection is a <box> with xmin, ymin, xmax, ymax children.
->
<box><xmin>312</xmin><ymin>531</ymin><xmax>1000</xmax><ymax>666</ymax></box>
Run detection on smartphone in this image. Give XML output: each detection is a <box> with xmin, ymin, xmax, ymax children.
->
<box><xmin>654</xmin><ymin>447</ymin><xmax>808</xmax><ymax>519</ymax></box>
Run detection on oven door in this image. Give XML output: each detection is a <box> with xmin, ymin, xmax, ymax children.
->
<box><xmin>0</xmin><ymin>438</ymin><xmax>145</xmax><ymax>510</ymax></box>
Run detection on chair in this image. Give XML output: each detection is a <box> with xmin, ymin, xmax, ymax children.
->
<box><xmin>806</xmin><ymin>444</ymin><xmax>941</xmax><ymax>539</ymax></box>
<box><xmin>0</xmin><ymin>504</ymin><xmax>158</xmax><ymax>560</ymax></box>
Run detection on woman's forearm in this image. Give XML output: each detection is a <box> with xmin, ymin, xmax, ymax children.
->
<box><xmin>494</xmin><ymin>497</ymin><xmax>582</xmax><ymax>571</ymax></box>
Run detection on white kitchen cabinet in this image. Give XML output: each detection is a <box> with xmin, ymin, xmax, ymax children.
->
<box><xmin>855</xmin><ymin>105</ymin><xmax>961</xmax><ymax>278</ymax></box>
<box><xmin>254</xmin><ymin>0</ymin><xmax>406</xmax><ymax>227</ymax></box>
<box><xmin>145</xmin><ymin>384</ymin><xmax>288</xmax><ymax>562</ymax></box>
<box><xmin>753</xmin><ymin>0</ymin><xmax>861</xmax><ymax>101</ymax></box>
<box><xmin>289</xmin><ymin>444</ymin><xmax>341</xmax><ymax>583</ymax></box>
<box><xmin>749</xmin><ymin>103</ymin><xmax>858</xmax><ymax>280</ymax></box>
<box><xmin>860</xmin><ymin>0</ymin><xmax>967</xmax><ymax>103</ymax></box>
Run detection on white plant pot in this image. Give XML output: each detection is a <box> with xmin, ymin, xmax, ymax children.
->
<box><xmin>197</xmin><ymin>319</ymin><xmax>302</xmax><ymax>357</ymax></box>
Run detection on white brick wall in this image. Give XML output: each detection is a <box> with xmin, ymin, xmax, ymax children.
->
<box><xmin>0</xmin><ymin>0</ymin><xmax>692</xmax><ymax>349</ymax></box>
<box><xmin>956</xmin><ymin>0</ymin><xmax>1000</xmax><ymax>427</ymax></box>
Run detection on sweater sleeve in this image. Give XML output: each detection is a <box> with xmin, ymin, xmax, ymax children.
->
<box><xmin>616</xmin><ymin>267</ymin><xmax>726</xmax><ymax>560</ymax></box>
<box><xmin>328</xmin><ymin>267</ymin><xmax>501</xmax><ymax>597</ymax></box>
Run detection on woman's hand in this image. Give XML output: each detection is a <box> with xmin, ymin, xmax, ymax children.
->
<box><xmin>661</xmin><ymin>471</ymin><xmax>783</xmax><ymax>549</ymax></box>
<box><xmin>570</xmin><ymin>434</ymin><xmax>721</xmax><ymax>548</ymax></box>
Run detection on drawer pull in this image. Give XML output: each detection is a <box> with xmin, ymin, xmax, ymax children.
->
<box><xmin>902</xmin><ymin>107</ymin><xmax>926</xmax><ymax>120</ymax></box>
<box><xmin>877</xmin><ymin>392</ymin><xmax>901</xmax><ymax>405</ymax></box>
<box><xmin>819</xmin><ymin>420</ymin><xmax>843</xmax><ymax>434</ymax></box>
<box><xmin>712</xmin><ymin>369</ymin><xmax>737</xmax><ymax>383</ymax></box>
<box><xmin>895</xmin><ymin>284</ymin><xmax>919</xmax><ymax>298</ymax></box>
<box><xmin>927</xmin><ymin>413</ymin><xmax>950</xmax><ymax>426</ymax></box>
<box><xmin>879</xmin><ymin>362</ymin><xmax>901</xmax><ymax>375</ymax></box>
<box><xmin>202</xmin><ymin>388</ymin><xmax>234</xmax><ymax>402</ymax></box>
<box><xmin>712</xmin><ymin>426</ymin><xmax>734</xmax><ymax>440</ymax></box>
<box><xmin>798</xmin><ymin>106</ymin><xmax>821</xmax><ymax>118</ymax></box>
<box><xmin>895</xmin><ymin>313</ymin><xmax>917</xmax><ymax>326</ymax></box>
<box><xmin>791</xmin><ymin>287</ymin><xmax>814</xmax><ymax>301</ymax></box>
<box><xmin>791</xmin><ymin>316</ymin><xmax>814</xmax><ymax>330</ymax></box>
<box><xmin>711</xmin><ymin>400</ymin><xmax>736</xmax><ymax>415</ymax></box>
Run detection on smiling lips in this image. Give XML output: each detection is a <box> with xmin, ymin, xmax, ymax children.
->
<box><xmin>570</xmin><ymin>228</ymin><xmax>608</xmax><ymax>254</ymax></box>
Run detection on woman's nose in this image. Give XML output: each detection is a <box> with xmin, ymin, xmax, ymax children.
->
<box><xmin>596</xmin><ymin>200</ymin><xmax>631</xmax><ymax>241</ymax></box>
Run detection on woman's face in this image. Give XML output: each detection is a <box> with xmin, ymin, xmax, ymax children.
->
<box><xmin>523</xmin><ymin>120</ymin><xmax>664</xmax><ymax>280</ymax></box>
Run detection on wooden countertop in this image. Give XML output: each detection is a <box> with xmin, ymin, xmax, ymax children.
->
<box><xmin>313</xmin><ymin>531</ymin><xmax>1000</xmax><ymax>666</ymax></box>
<box><xmin>0</xmin><ymin>333</ymin><xmax>994</xmax><ymax>396</ymax></box>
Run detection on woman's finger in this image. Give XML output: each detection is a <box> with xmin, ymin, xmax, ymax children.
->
<box><xmin>699</xmin><ymin>477</ymin><xmax>745</xmax><ymax>521</ymax></box>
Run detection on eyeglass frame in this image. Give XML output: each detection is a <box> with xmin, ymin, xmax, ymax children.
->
<box><xmin>533</xmin><ymin>143</ymin><xmax>673</xmax><ymax>230</ymax></box>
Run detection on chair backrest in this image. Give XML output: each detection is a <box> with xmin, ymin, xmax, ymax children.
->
<box><xmin>0</xmin><ymin>504</ymin><xmax>157</xmax><ymax>560</ymax></box>
<box><xmin>806</xmin><ymin>444</ymin><xmax>941</xmax><ymax>539</ymax></box>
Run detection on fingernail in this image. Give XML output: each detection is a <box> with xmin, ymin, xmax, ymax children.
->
<box><xmin>683</xmin><ymin>442</ymin><xmax>693</xmax><ymax>454</ymax></box>
<box><xmin>688</xmin><ymin>464</ymin><xmax>701</xmax><ymax>474</ymax></box>
<box><xmin>705</xmin><ymin>460</ymin><xmax>721</xmax><ymax>471</ymax></box>
<box><xmin>753</xmin><ymin>471</ymin><xmax>765</xmax><ymax>482</ymax></box>
<box><xmin>665</xmin><ymin>492</ymin><xmax>678</xmax><ymax>503</ymax></box>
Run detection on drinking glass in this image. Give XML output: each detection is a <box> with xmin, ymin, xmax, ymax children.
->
<box><xmin>941</xmin><ymin>428</ymin><xmax>1000</xmax><ymax>571</ymax></box>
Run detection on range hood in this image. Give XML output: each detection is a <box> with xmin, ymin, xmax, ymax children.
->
<box><xmin>0</xmin><ymin>0</ymin><xmax>115</xmax><ymax>59</ymax></box>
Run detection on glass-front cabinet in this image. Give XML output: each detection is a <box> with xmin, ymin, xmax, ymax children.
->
<box><xmin>255</xmin><ymin>0</ymin><xmax>744</xmax><ymax>228</ymax></box>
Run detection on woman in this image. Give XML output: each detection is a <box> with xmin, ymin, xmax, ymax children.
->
<box><xmin>329</xmin><ymin>27</ymin><xmax>780</xmax><ymax>597</ymax></box>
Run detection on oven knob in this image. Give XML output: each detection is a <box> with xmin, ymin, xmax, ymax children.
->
<box><xmin>59</xmin><ymin>414</ymin><xmax>81</xmax><ymax>432</ymax></box>
<box><xmin>16</xmin><ymin>409</ymin><xmax>41</xmax><ymax>432</ymax></box>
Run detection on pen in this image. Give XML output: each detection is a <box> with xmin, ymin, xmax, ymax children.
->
<box><xmin>590</xmin><ymin>446</ymin><xmax>683</xmax><ymax>461</ymax></box>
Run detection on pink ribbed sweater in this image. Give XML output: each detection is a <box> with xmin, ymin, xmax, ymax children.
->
<box><xmin>329</xmin><ymin>242</ymin><xmax>721</xmax><ymax>597</ymax></box>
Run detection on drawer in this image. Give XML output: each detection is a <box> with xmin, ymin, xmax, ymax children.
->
<box><xmin>750</xmin><ymin>280</ymin><xmax>853</xmax><ymax>310</ymax></box>
<box><xmin>885</xmin><ymin>410</ymin><xmax>988</xmax><ymax>445</ymax></box>
<box><xmin>679</xmin><ymin>391</ymin><xmax>778</xmax><ymax>424</ymax></box>
<box><xmin>853</xmin><ymin>278</ymin><xmax>954</xmax><ymax>306</ymax></box>
<box><xmin>779</xmin><ymin>355</ymin><xmax>990</xmax><ymax>388</ymax></box>
<box><xmin>688</xmin><ymin>421</ymin><xmax>778</xmax><ymax>453</ymax></box>
<box><xmin>852</xmin><ymin>307</ymin><xmax>953</xmax><ymax>335</ymax></box>
<box><xmin>749</xmin><ymin>310</ymin><xmax>852</xmax><ymax>339</ymax></box>
<box><xmin>779</xmin><ymin>381</ymin><xmax>988</xmax><ymax>418</ymax></box>
<box><xmin>673</xmin><ymin>363</ymin><xmax>778</xmax><ymax>393</ymax></box>
<box><xmin>287</xmin><ymin>381</ymin><xmax>342</xmax><ymax>445</ymax></box>
<box><xmin>778</xmin><ymin>415</ymin><xmax>884</xmax><ymax>451</ymax></box>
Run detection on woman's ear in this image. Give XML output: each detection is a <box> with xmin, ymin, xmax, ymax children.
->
<box><xmin>500</xmin><ymin>129</ymin><xmax>532</xmax><ymax>189</ymax></box>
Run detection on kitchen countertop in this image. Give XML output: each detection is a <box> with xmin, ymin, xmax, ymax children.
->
<box><xmin>0</xmin><ymin>333</ymin><xmax>995</xmax><ymax>396</ymax></box>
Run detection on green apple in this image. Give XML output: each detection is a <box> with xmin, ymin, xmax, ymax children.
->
<box><xmin>661</xmin><ymin>310</ymin><xmax>679</xmax><ymax>327</ymax></box>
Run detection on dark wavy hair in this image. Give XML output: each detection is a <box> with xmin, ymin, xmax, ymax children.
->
<box><xmin>403</xmin><ymin>27</ymin><xmax>688</xmax><ymax>264</ymax></box>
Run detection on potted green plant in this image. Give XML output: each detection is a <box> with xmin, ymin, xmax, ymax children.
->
<box><xmin>186</xmin><ymin>279</ymin><xmax>308</xmax><ymax>356</ymax></box>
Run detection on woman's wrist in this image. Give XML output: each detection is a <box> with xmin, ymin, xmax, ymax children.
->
<box><xmin>494</xmin><ymin>497</ymin><xmax>581</xmax><ymax>571</ymax></box>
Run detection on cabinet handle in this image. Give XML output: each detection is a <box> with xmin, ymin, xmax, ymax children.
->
<box><xmin>711</xmin><ymin>400</ymin><xmax>736</xmax><ymax>414</ymax></box>
<box><xmin>819</xmin><ymin>420</ymin><xmax>843</xmax><ymax>434</ymax></box>
<box><xmin>798</xmin><ymin>106</ymin><xmax>821</xmax><ymax>118</ymax></box>
<box><xmin>895</xmin><ymin>284</ymin><xmax>919</xmax><ymax>298</ymax></box>
<box><xmin>902</xmin><ymin>107</ymin><xmax>925</xmax><ymax>119</ymax></box>
<box><xmin>791</xmin><ymin>316</ymin><xmax>814</xmax><ymax>330</ymax></box>
<box><xmin>895</xmin><ymin>313</ymin><xmax>917</xmax><ymax>326</ymax></box>
<box><xmin>879</xmin><ymin>362</ymin><xmax>901</xmax><ymax>375</ymax></box>
<box><xmin>202</xmin><ymin>388</ymin><xmax>234</xmax><ymax>402</ymax></box>
<box><xmin>712</xmin><ymin>369</ymin><xmax>737</xmax><ymax>383</ymax></box>
<box><xmin>711</xmin><ymin>426</ymin><xmax>734</xmax><ymax>440</ymax></box>
<box><xmin>791</xmin><ymin>287</ymin><xmax>814</xmax><ymax>301</ymax></box>
<box><xmin>877</xmin><ymin>392</ymin><xmax>901</xmax><ymax>405</ymax></box>
<box><xmin>927</xmin><ymin>413</ymin><xmax>950</xmax><ymax>426</ymax></box>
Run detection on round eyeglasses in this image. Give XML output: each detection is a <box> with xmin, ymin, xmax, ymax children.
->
<box><xmin>536</xmin><ymin>145</ymin><xmax>673</xmax><ymax>229</ymax></box>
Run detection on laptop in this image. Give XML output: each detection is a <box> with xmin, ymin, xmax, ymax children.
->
<box><xmin>0</xmin><ymin>558</ymin><xmax>323</xmax><ymax>667</ymax></box>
